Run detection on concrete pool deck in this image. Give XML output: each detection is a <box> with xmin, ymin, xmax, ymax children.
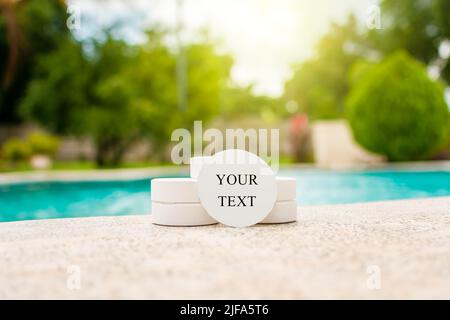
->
<box><xmin>0</xmin><ymin>196</ymin><xmax>449</xmax><ymax>299</ymax></box>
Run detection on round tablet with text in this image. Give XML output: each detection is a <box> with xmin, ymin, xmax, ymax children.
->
<box><xmin>197</xmin><ymin>149</ymin><xmax>277</xmax><ymax>228</ymax></box>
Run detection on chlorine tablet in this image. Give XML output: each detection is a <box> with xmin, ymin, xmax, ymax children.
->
<box><xmin>152</xmin><ymin>201</ymin><xmax>217</xmax><ymax>226</ymax></box>
<box><xmin>190</xmin><ymin>157</ymin><xmax>297</xmax><ymax>202</ymax></box>
<box><xmin>260</xmin><ymin>200</ymin><xmax>297</xmax><ymax>224</ymax></box>
<box><xmin>190</xmin><ymin>156</ymin><xmax>213</xmax><ymax>179</ymax></box>
<box><xmin>276</xmin><ymin>177</ymin><xmax>297</xmax><ymax>201</ymax></box>
<box><xmin>151</xmin><ymin>178</ymin><xmax>200</xmax><ymax>203</ymax></box>
<box><xmin>197</xmin><ymin>149</ymin><xmax>277</xmax><ymax>228</ymax></box>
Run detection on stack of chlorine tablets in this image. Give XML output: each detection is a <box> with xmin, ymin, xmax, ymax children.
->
<box><xmin>151</xmin><ymin>178</ymin><xmax>217</xmax><ymax>226</ymax></box>
<box><xmin>151</xmin><ymin>156</ymin><xmax>297</xmax><ymax>227</ymax></box>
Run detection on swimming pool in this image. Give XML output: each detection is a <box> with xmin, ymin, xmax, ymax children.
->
<box><xmin>0</xmin><ymin>169</ymin><xmax>449</xmax><ymax>222</ymax></box>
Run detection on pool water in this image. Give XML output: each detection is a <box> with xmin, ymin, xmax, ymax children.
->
<box><xmin>0</xmin><ymin>170</ymin><xmax>449</xmax><ymax>222</ymax></box>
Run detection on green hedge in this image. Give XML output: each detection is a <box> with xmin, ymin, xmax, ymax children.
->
<box><xmin>346</xmin><ymin>51</ymin><xmax>449</xmax><ymax>161</ymax></box>
<box><xmin>1</xmin><ymin>132</ymin><xmax>60</xmax><ymax>163</ymax></box>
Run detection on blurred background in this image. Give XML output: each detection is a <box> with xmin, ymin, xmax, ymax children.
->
<box><xmin>0</xmin><ymin>0</ymin><xmax>449</xmax><ymax>169</ymax></box>
<box><xmin>2</xmin><ymin>2</ymin><xmax>450</xmax><ymax>300</ymax></box>
<box><xmin>1</xmin><ymin>0</ymin><xmax>450</xmax><ymax>221</ymax></box>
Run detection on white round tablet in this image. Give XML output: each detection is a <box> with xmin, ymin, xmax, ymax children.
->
<box><xmin>259</xmin><ymin>200</ymin><xmax>298</xmax><ymax>224</ymax></box>
<box><xmin>197</xmin><ymin>149</ymin><xmax>277</xmax><ymax>228</ymax></box>
<box><xmin>190</xmin><ymin>157</ymin><xmax>297</xmax><ymax>201</ymax></box>
<box><xmin>276</xmin><ymin>177</ymin><xmax>297</xmax><ymax>201</ymax></box>
<box><xmin>190</xmin><ymin>156</ymin><xmax>213</xmax><ymax>178</ymax></box>
<box><xmin>151</xmin><ymin>178</ymin><xmax>200</xmax><ymax>203</ymax></box>
<box><xmin>152</xmin><ymin>202</ymin><xmax>217</xmax><ymax>226</ymax></box>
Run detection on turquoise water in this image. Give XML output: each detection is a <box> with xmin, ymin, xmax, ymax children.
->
<box><xmin>0</xmin><ymin>170</ymin><xmax>449</xmax><ymax>222</ymax></box>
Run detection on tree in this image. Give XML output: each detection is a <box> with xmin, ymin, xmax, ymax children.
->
<box><xmin>346</xmin><ymin>51</ymin><xmax>449</xmax><ymax>161</ymax></box>
<box><xmin>20</xmin><ymin>29</ymin><xmax>232</xmax><ymax>166</ymax></box>
<box><xmin>20</xmin><ymin>38</ymin><xmax>91</xmax><ymax>134</ymax></box>
<box><xmin>86</xmin><ymin>32</ymin><xmax>177</xmax><ymax>165</ymax></box>
<box><xmin>91</xmin><ymin>33</ymin><xmax>232</xmax><ymax>163</ymax></box>
<box><xmin>284</xmin><ymin>15</ymin><xmax>365</xmax><ymax>119</ymax></box>
<box><xmin>219</xmin><ymin>85</ymin><xmax>278</xmax><ymax>120</ymax></box>
<box><xmin>433</xmin><ymin>0</ymin><xmax>450</xmax><ymax>38</ymax></box>
<box><xmin>369</xmin><ymin>0</ymin><xmax>450</xmax><ymax>83</ymax></box>
<box><xmin>433</xmin><ymin>0</ymin><xmax>450</xmax><ymax>82</ymax></box>
<box><xmin>0</xmin><ymin>0</ymin><xmax>70</xmax><ymax>123</ymax></box>
<box><xmin>20</xmin><ymin>34</ymin><xmax>154</xmax><ymax>166</ymax></box>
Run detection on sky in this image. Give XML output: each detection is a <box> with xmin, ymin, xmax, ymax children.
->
<box><xmin>69</xmin><ymin>0</ymin><xmax>379</xmax><ymax>97</ymax></box>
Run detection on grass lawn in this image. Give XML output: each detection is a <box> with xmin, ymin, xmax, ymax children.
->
<box><xmin>0</xmin><ymin>156</ymin><xmax>301</xmax><ymax>173</ymax></box>
<box><xmin>0</xmin><ymin>160</ymin><xmax>176</xmax><ymax>173</ymax></box>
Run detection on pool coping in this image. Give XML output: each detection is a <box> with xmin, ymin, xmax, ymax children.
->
<box><xmin>0</xmin><ymin>166</ymin><xmax>189</xmax><ymax>185</ymax></box>
<box><xmin>0</xmin><ymin>160</ymin><xmax>449</xmax><ymax>185</ymax></box>
<box><xmin>1</xmin><ymin>196</ymin><xmax>449</xmax><ymax>299</ymax></box>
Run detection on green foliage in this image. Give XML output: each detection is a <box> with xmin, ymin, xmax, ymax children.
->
<box><xmin>0</xmin><ymin>131</ymin><xmax>60</xmax><ymax>163</ymax></box>
<box><xmin>1</xmin><ymin>137</ymin><xmax>32</xmax><ymax>162</ymax></box>
<box><xmin>370</xmin><ymin>0</ymin><xmax>450</xmax><ymax>84</ymax></box>
<box><xmin>20</xmin><ymin>29</ymin><xmax>232</xmax><ymax>166</ymax></box>
<box><xmin>20</xmin><ymin>38</ymin><xmax>91</xmax><ymax>134</ymax></box>
<box><xmin>85</xmin><ymin>34</ymin><xmax>231</xmax><ymax>164</ymax></box>
<box><xmin>284</xmin><ymin>15</ymin><xmax>364</xmax><ymax>119</ymax></box>
<box><xmin>285</xmin><ymin>0</ymin><xmax>450</xmax><ymax>124</ymax></box>
<box><xmin>16</xmin><ymin>0</ymin><xmax>69</xmax><ymax>53</ymax></box>
<box><xmin>0</xmin><ymin>0</ymin><xmax>71</xmax><ymax>123</ymax></box>
<box><xmin>20</xmin><ymin>34</ymin><xmax>155</xmax><ymax>166</ymax></box>
<box><xmin>220</xmin><ymin>85</ymin><xmax>279</xmax><ymax>120</ymax></box>
<box><xmin>4</xmin><ymin>0</ymin><xmax>449</xmax><ymax>166</ymax></box>
<box><xmin>27</xmin><ymin>132</ymin><xmax>60</xmax><ymax>156</ymax></box>
<box><xmin>371</xmin><ymin>0</ymin><xmax>439</xmax><ymax>63</ymax></box>
<box><xmin>433</xmin><ymin>0</ymin><xmax>450</xmax><ymax>38</ymax></box>
<box><xmin>183</xmin><ymin>43</ymin><xmax>233</xmax><ymax>126</ymax></box>
<box><xmin>346</xmin><ymin>51</ymin><xmax>449</xmax><ymax>161</ymax></box>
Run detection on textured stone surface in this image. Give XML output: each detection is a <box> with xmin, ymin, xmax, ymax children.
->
<box><xmin>0</xmin><ymin>197</ymin><xmax>449</xmax><ymax>299</ymax></box>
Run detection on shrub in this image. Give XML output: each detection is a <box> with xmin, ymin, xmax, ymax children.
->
<box><xmin>27</xmin><ymin>132</ymin><xmax>60</xmax><ymax>156</ymax></box>
<box><xmin>1</xmin><ymin>138</ymin><xmax>32</xmax><ymax>162</ymax></box>
<box><xmin>346</xmin><ymin>51</ymin><xmax>450</xmax><ymax>161</ymax></box>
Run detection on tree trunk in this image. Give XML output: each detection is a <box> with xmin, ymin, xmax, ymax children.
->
<box><xmin>95</xmin><ymin>137</ymin><xmax>131</xmax><ymax>167</ymax></box>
